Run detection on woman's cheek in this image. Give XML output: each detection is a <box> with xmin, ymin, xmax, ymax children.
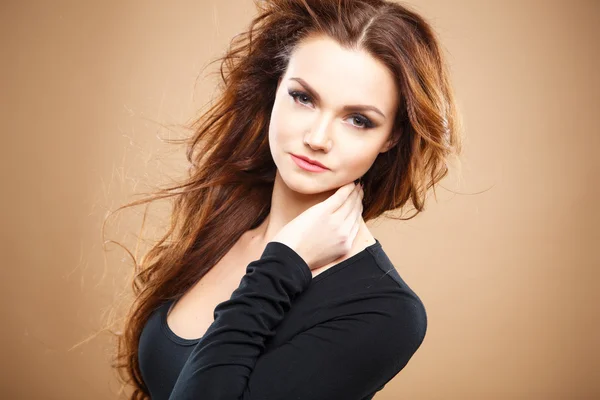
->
<box><xmin>344</xmin><ymin>147</ymin><xmax>376</xmax><ymax>177</ymax></box>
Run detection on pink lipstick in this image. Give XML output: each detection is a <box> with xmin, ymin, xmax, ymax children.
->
<box><xmin>290</xmin><ymin>154</ymin><xmax>329</xmax><ymax>172</ymax></box>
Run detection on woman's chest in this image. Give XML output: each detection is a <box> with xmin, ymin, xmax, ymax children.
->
<box><xmin>166</xmin><ymin>246</ymin><xmax>259</xmax><ymax>341</ymax></box>
<box><xmin>164</xmin><ymin>234</ymin><xmax>373</xmax><ymax>341</ymax></box>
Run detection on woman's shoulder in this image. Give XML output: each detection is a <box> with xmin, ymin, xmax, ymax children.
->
<box><xmin>358</xmin><ymin>239</ymin><xmax>427</xmax><ymax>320</ymax></box>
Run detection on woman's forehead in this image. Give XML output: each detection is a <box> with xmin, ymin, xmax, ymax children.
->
<box><xmin>285</xmin><ymin>36</ymin><xmax>398</xmax><ymax>113</ymax></box>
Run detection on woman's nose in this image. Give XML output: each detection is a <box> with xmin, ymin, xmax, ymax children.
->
<box><xmin>303</xmin><ymin>116</ymin><xmax>332</xmax><ymax>151</ymax></box>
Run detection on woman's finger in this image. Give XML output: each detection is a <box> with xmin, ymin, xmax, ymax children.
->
<box><xmin>347</xmin><ymin>207</ymin><xmax>361</xmax><ymax>244</ymax></box>
<box><xmin>324</xmin><ymin>182</ymin><xmax>357</xmax><ymax>213</ymax></box>
<box><xmin>336</xmin><ymin>184</ymin><xmax>362</xmax><ymax>221</ymax></box>
<box><xmin>340</xmin><ymin>188</ymin><xmax>364</xmax><ymax>236</ymax></box>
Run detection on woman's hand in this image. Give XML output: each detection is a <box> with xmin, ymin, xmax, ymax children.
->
<box><xmin>271</xmin><ymin>182</ymin><xmax>364</xmax><ymax>270</ymax></box>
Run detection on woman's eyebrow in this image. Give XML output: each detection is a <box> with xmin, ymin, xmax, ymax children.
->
<box><xmin>289</xmin><ymin>77</ymin><xmax>387</xmax><ymax>119</ymax></box>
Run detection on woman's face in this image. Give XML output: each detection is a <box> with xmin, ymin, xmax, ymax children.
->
<box><xmin>268</xmin><ymin>34</ymin><xmax>399</xmax><ymax>194</ymax></box>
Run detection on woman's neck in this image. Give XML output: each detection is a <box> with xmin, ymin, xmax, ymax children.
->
<box><xmin>245</xmin><ymin>170</ymin><xmax>371</xmax><ymax>250</ymax></box>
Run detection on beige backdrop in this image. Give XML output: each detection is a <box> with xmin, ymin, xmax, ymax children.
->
<box><xmin>1</xmin><ymin>0</ymin><xmax>598</xmax><ymax>399</ymax></box>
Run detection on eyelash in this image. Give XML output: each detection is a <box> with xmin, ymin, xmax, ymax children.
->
<box><xmin>288</xmin><ymin>90</ymin><xmax>375</xmax><ymax>129</ymax></box>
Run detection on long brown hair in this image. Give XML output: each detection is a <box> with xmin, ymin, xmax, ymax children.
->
<box><xmin>109</xmin><ymin>0</ymin><xmax>463</xmax><ymax>398</ymax></box>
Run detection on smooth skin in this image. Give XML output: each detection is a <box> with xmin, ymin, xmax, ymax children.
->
<box><xmin>273</xmin><ymin>182</ymin><xmax>364</xmax><ymax>270</ymax></box>
<box><xmin>248</xmin><ymin>33</ymin><xmax>399</xmax><ymax>269</ymax></box>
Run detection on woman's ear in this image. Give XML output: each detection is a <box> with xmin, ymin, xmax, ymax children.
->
<box><xmin>380</xmin><ymin>134</ymin><xmax>399</xmax><ymax>153</ymax></box>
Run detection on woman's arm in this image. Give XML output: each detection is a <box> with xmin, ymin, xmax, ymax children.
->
<box><xmin>168</xmin><ymin>241</ymin><xmax>311</xmax><ymax>399</ymax></box>
<box><xmin>168</xmin><ymin>241</ymin><xmax>426</xmax><ymax>400</ymax></box>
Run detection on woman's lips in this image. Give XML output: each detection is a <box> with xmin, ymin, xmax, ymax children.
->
<box><xmin>290</xmin><ymin>154</ymin><xmax>329</xmax><ymax>172</ymax></box>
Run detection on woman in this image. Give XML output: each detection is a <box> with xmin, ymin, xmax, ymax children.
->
<box><xmin>112</xmin><ymin>0</ymin><xmax>463</xmax><ymax>398</ymax></box>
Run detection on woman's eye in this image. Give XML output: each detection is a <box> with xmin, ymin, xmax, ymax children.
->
<box><xmin>289</xmin><ymin>91</ymin><xmax>313</xmax><ymax>106</ymax></box>
<box><xmin>288</xmin><ymin>90</ymin><xmax>374</xmax><ymax>130</ymax></box>
<box><xmin>348</xmin><ymin>115</ymin><xmax>374</xmax><ymax>129</ymax></box>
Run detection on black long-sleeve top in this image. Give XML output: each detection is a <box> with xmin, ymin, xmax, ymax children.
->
<box><xmin>138</xmin><ymin>239</ymin><xmax>427</xmax><ymax>399</ymax></box>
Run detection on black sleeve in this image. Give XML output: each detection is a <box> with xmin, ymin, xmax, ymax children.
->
<box><xmin>168</xmin><ymin>241</ymin><xmax>427</xmax><ymax>400</ymax></box>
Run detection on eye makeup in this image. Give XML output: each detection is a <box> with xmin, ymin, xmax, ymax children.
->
<box><xmin>287</xmin><ymin>89</ymin><xmax>376</xmax><ymax>129</ymax></box>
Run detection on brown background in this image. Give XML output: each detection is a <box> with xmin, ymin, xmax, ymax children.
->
<box><xmin>1</xmin><ymin>0</ymin><xmax>598</xmax><ymax>399</ymax></box>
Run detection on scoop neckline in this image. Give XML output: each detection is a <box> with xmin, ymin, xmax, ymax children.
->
<box><xmin>161</xmin><ymin>238</ymin><xmax>382</xmax><ymax>345</ymax></box>
<box><xmin>160</xmin><ymin>301</ymin><xmax>200</xmax><ymax>346</ymax></box>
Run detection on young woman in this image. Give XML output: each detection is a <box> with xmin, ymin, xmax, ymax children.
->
<box><xmin>113</xmin><ymin>0</ymin><xmax>462</xmax><ymax>398</ymax></box>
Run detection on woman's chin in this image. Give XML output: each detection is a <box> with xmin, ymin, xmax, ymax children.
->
<box><xmin>276</xmin><ymin>166</ymin><xmax>354</xmax><ymax>196</ymax></box>
<box><xmin>280</xmin><ymin>175</ymin><xmax>330</xmax><ymax>195</ymax></box>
